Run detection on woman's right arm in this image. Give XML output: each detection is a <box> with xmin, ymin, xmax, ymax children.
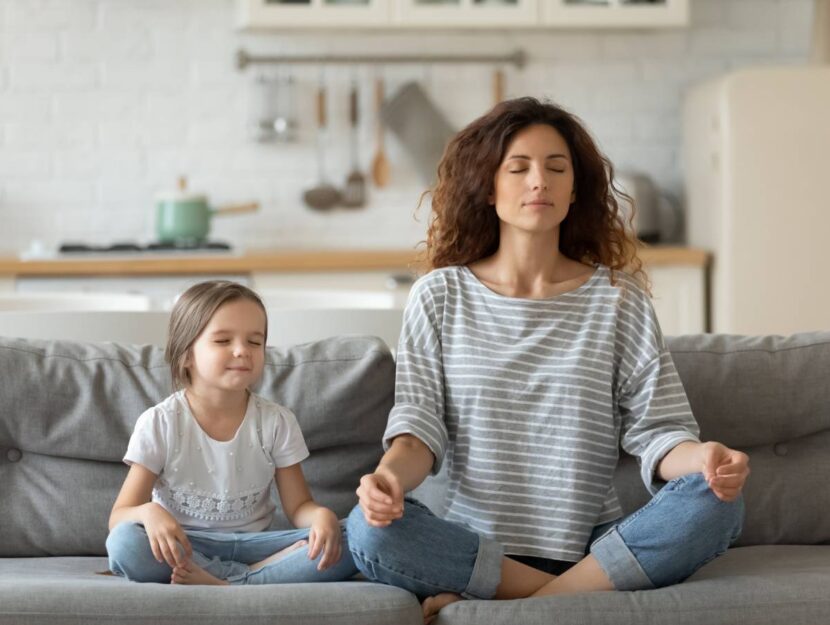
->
<box><xmin>109</xmin><ymin>463</ymin><xmax>191</xmax><ymax>566</ymax></box>
<box><xmin>356</xmin><ymin>434</ymin><xmax>434</xmax><ymax>527</ymax></box>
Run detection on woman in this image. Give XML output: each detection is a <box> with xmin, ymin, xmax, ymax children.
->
<box><xmin>346</xmin><ymin>97</ymin><xmax>749</xmax><ymax>622</ymax></box>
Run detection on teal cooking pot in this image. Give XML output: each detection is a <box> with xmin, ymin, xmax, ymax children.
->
<box><xmin>155</xmin><ymin>179</ymin><xmax>259</xmax><ymax>245</ymax></box>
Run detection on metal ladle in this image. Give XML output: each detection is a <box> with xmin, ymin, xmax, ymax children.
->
<box><xmin>303</xmin><ymin>83</ymin><xmax>341</xmax><ymax>211</ymax></box>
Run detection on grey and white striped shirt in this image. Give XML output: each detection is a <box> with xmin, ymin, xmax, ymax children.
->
<box><xmin>384</xmin><ymin>264</ymin><xmax>700</xmax><ymax>562</ymax></box>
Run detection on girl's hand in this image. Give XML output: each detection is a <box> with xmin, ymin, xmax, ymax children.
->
<box><xmin>356</xmin><ymin>467</ymin><xmax>404</xmax><ymax>527</ymax></box>
<box><xmin>141</xmin><ymin>502</ymin><xmax>192</xmax><ymax>568</ymax></box>
<box><xmin>700</xmin><ymin>442</ymin><xmax>750</xmax><ymax>502</ymax></box>
<box><xmin>307</xmin><ymin>507</ymin><xmax>341</xmax><ymax>571</ymax></box>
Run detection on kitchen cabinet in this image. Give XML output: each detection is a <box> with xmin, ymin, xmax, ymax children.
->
<box><xmin>0</xmin><ymin>247</ymin><xmax>707</xmax><ymax>333</ymax></box>
<box><xmin>647</xmin><ymin>264</ymin><xmax>707</xmax><ymax>336</ymax></box>
<box><xmin>236</xmin><ymin>0</ymin><xmax>688</xmax><ymax>29</ymax></box>
<box><xmin>395</xmin><ymin>0</ymin><xmax>538</xmax><ymax>28</ymax></box>
<box><xmin>542</xmin><ymin>0</ymin><xmax>689</xmax><ymax>28</ymax></box>
<box><xmin>236</xmin><ymin>0</ymin><xmax>392</xmax><ymax>29</ymax></box>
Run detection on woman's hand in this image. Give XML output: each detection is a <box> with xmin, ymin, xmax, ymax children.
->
<box><xmin>356</xmin><ymin>466</ymin><xmax>404</xmax><ymax>528</ymax></box>
<box><xmin>307</xmin><ymin>507</ymin><xmax>342</xmax><ymax>571</ymax></box>
<box><xmin>699</xmin><ymin>441</ymin><xmax>750</xmax><ymax>502</ymax></box>
<box><xmin>140</xmin><ymin>502</ymin><xmax>192</xmax><ymax>568</ymax></box>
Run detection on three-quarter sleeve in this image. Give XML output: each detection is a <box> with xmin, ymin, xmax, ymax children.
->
<box><xmin>382</xmin><ymin>275</ymin><xmax>450</xmax><ymax>473</ymax></box>
<box><xmin>615</xmin><ymin>284</ymin><xmax>700</xmax><ymax>494</ymax></box>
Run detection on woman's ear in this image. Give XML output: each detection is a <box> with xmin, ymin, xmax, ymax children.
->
<box><xmin>570</xmin><ymin>189</ymin><xmax>576</xmax><ymax>204</ymax></box>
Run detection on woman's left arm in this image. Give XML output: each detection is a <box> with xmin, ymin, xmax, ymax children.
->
<box><xmin>658</xmin><ymin>440</ymin><xmax>750</xmax><ymax>502</ymax></box>
<box><xmin>275</xmin><ymin>463</ymin><xmax>341</xmax><ymax>570</ymax></box>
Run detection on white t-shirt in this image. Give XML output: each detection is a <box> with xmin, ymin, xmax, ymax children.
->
<box><xmin>124</xmin><ymin>390</ymin><xmax>310</xmax><ymax>532</ymax></box>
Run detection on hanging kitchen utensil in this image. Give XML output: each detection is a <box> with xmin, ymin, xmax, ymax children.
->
<box><xmin>249</xmin><ymin>72</ymin><xmax>278</xmax><ymax>143</ymax></box>
<box><xmin>342</xmin><ymin>80</ymin><xmax>367</xmax><ymax>208</ymax></box>
<box><xmin>156</xmin><ymin>177</ymin><xmax>258</xmax><ymax>246</ymax></box>
<box><xmin>370</xmin><ymin>76</ymin><xmax>390</xmax><ymax>188</ymax></box>
<box><xmin>381</xmin><ymin>81</ymin><xmax>456</xmax><ymax>186</ymax></box>
<box><xmin>303</xmin><ymin>82</ymin><xmax>341</xmax><ymax>211</ymax></box>
<box><xmin>493</xmin><ymin>68</ymin><xmax>505</xmax><ymax>106</ymax></box>
<box><xmin>273</xmin><ymin>73</ymin><xmax>298</xmax><ymax>143</ymax></box>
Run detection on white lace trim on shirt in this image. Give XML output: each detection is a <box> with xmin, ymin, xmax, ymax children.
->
<box><xmin>155</xmin><ymin>479</ymin><xmax>270</xmax><ymax>522</ymax></box>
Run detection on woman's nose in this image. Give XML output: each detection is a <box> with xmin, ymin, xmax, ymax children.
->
<box><xmin>527</xmin><ymin>165</ymin><xmax>548</xmax><ymax>190</ymax></box>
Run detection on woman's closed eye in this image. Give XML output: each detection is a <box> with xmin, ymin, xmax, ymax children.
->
<box><xmin>508</xmin><ymin>168</ymin><xmax>566</xmax><ymax>174</ymax></box>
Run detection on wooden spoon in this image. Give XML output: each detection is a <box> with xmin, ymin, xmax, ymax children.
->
<box><xmin>493</xmin><ymin>68</ymin><xmax>505</xmax><ymax>106</ymax></box>
<box><xmin>370</xmin><ymin>78</ymin><xmax>390</xmax><ymax>188</ymax></box>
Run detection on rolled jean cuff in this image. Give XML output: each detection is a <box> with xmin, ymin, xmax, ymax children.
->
<box><xmin>462</xmin><ymin>534</ymin><xmax>504</xmax><ymax>599</ymax></box>
<box><xmin>589</xmin><ymin>526</ymin><xmax>654</xmax><ymax>591</ymax></box>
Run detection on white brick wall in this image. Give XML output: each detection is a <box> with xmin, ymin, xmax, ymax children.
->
<box><xmin>0</xmin><ymin>0</ymin><xmax>814</xmax><ymax>254</ymax></box>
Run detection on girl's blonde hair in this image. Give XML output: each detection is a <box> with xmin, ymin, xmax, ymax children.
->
<box><xmin>165</xmin><ymin>281</ymin><xmax>268</xmax><ymax>390</ymax></box>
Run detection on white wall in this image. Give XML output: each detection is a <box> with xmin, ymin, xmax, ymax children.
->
<box><xmin>0</xmin><ymin>0</ymin><xmax>813</xmax><ymax>254</ymax></box>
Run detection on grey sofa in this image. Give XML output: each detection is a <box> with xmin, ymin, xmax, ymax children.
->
<box><xmin>1</xmin><ymin>331</ymin><xmax>829</xmax><ymax>625</ymax></box>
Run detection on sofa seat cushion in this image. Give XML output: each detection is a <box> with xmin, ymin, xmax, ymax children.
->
<box><xmin>432</xmin><ymin>546</ymin><xmax>830</xmax><ymax>625</ymax></box>
<box><xmin>0</xmin><ymin>557</ymin><xmax>420</xmax><ymax>625</ymax></box>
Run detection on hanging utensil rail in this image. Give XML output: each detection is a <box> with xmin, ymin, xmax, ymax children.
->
<box><xmin>236</xmin><ymin>48</ymin><xmax>526</xmax><ymax>71</ymax></box>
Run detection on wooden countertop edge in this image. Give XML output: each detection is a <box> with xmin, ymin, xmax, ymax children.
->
<box><xmin>0</xmin><ymin>247</ymin><xmax>709</xmax><ymax>276</ymax></box>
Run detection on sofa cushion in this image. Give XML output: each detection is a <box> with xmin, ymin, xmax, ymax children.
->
<box><xmin>0</xmin><ymin>557</ymin><xmax>420</xmax><ymax>625</ymax></box>
<box><xmin>432</xmin><ymin>546</ymin><xmax>830</xmax><ymax>625</ymax></box>
<box><xmin>613</xmin><ymin>332</ymin><xmax>830</xmax><ymax>547</ymax></box>
<box><xmin>0</xmin><ymin>336</ymin><xmax>394</xmax><ymax>557</ymax></box>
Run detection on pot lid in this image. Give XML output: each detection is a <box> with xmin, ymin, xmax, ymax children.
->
<box><xmin>155</xmin><ymin>176</ymin><xmax>207</xmax><ymax>203</ymax></box>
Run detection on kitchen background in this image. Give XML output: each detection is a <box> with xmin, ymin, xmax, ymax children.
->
<box><xmin>0</xmin><ymin>0</ymin><xmax>815</xmax><ymax>255</ymax></box>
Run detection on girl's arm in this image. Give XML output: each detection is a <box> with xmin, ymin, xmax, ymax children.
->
<box><xmin>275</xmin><ymin>463</ymin><xmax>341</xmax><ymax>570</ymax></box>
<box><xmin>109</xmin><ymin>463</ymin><xmax>191</xmax><ymax>566</ymax></box>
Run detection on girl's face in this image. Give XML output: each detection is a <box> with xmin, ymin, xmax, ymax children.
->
<box><xmin>186</xmin><ymin>298</ymin><xmax>266</xmax><ymax>394</ymax></box>
<box><xmin>489</xmin><ymin>123</ymin><xmax>576</xmax><ymax>238</ymax></box>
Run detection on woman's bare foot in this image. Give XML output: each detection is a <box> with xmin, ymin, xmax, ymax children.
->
<box><xmin>171</xmin><ymin>561</ymin><xmax>229</xmax><ymax>586</ymax></box>
<box><xmin>422</xmin><ymin>592</ymin><xmax>463</xmax><ymax>624</ymax></box>
<box><xmin>249</xmin><ymin>539</ymin><xmax>308</xmax><ymax>572</ymax></box>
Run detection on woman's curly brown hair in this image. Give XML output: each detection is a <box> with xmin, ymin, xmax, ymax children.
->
<box><xmin>420</xmin><ymin>97</ymin><xmax>648</xmax><ymax>291</ymax></box>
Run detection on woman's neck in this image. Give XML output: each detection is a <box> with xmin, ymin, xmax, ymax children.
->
<box><xmin>469</xmin><ymin>229</ymin><xmax>593</xmax><ymax>299</ymax></box>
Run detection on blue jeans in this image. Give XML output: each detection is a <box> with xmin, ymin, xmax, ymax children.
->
<box><xmin>106</xmin><ymin>521</ymin><xmax>358</xmax><ymax>584</ymax></box>
<box><xmin>346</xmin><ymin>473</ymin><xmax>744</xmax><ymax>598</ymax></box>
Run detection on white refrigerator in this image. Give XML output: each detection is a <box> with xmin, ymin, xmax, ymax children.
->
<box><xmin>683</xmin><ymin>66</ymin><xmax>830</xmax><ymax>335</ymax></box>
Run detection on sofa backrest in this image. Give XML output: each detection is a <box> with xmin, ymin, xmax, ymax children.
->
<box><xmin>415</xmin><ymin>332</ymin><xmax>830</xmax><ymax>548</ymax></box>
<box><xmin>0</xmin><ymin>336</ymin><xmax>394</xmax><ymax>557</ymax></box>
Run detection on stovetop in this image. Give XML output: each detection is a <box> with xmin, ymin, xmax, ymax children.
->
<box><xmin>58</xmin><ymin>241</ymin><xmax>232</xmax><ymax>254</ymax></box>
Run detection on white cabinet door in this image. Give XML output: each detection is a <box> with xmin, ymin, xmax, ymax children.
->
<box><xmin>395</xmin><ymin>0</ymin><xmax>538</xmax><ymax>27</ymax></box>
<box><xmin>541</xmin><ymin>0</ymin><xmax>688</xmax><ymax>28</ymax></box>
<box><xmin>647</xmin><ymin>264</ymin><xmax>706</xmax><ymax>336</ymax></box>
<box><xmin>237</xmin><ymin>0</ymin><xmax>392</xmax><ymax>29</ymax></box>
<box><xmin>251</xmin><ymin>270</ymin><xmax>416</xmax><ymax>308</ymax></box>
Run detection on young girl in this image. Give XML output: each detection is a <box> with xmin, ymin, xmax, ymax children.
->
<box><xmin>346</xmin><ymin>97</ymin><xmax>749</xmax><ymax>622</ymax></box>
<box><xmin>107</xmin><ymin>280</ymin><xmax>357</xmax><ymax>585</ymax></box>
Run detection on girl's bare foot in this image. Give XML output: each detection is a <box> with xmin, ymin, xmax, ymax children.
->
<box><xmin>249</xmin><ymin>539</ymin><xmax>308</xmax><ymax>572</ymax></box>
<box><xmin>171</xmin><ymin>561</ymin><xmax>228</xmax><ymax>586</ymax></box>
<box><xmin>422</xmin><ymin>592</ymin><xmax>463</xmax><ymax>624</ymax></box>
